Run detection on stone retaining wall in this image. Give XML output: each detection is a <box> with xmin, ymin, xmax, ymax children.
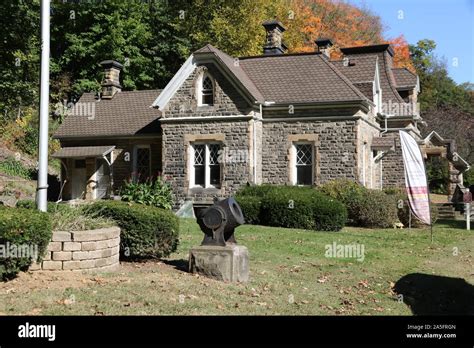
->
<box><xmin>31</xmin><ymin>226</ymin><xmax>120</xmax><ymax>272</ymax></box>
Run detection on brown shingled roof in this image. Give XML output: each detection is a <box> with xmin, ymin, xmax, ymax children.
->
<box><xmin>392</xmin><ymin>68</ymin><xmax>418</xmax><ymax>88</ymax></box>
<box><xmin>52</xmin><ymin>145</ymin><xmax>115</xmax><ymax>158</ymax></box>
<box><xmin>331</xmin><ymin>56</ymin><xmax>378</xmax><ymax>83</ymax></box>
<box><xmin>194</xmin><ymin>44</ymin><xmax>264</xmax><ymax>103</ymax></box>
<box><xmin>340</xmin><ymin>45</ymin><xmax>405</xmax><ymax>106</ymax></box>
<box><xmin>54</xmin><ymin>89</ymin><xmax>162</xmax><ymax>139</ymax></box>
<box><xmin>238</xmin><ymin>53</ymin><xmax>368</xmax><ymax>104</ymax></box>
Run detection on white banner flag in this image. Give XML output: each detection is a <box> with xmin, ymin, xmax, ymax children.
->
<box><xmin>399</xmin><ymin>130</ymin><xmax>431</xmax><ymax>225</ymax></box>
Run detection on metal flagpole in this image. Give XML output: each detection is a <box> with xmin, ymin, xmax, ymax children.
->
<box><xmin>37</xmin><ymin>0</ymin><xmax>50</xmax><ymax>212</ymax></box>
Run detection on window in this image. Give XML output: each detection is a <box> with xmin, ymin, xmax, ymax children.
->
<box><xmin>193</xmin><ymin>144</ymin><xmax>205</xmax><ymax>186</ymax></box>
<box><xmin>294</xmin><ymin>143</ymin><xmax>313</xmax><ymax>185</ymax></box>
<box><xmin>133</xmin><ymin>145</ymin><xmax>151</xmax><ymax>182</ymax></box>
<box><xmin>190</xmin><ymin>143</ymin><xmax>221</xmax><ymax>188</ymax></box>
<box><xmin>198</xmin><ymin>73</ymin><xmax>214</xmax><ymax>106</ymax></box>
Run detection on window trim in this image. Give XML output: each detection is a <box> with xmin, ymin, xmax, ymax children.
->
<box><xmin>132</xmin><ymin>144</ymin><xmax>151</xmax><ymax>182</ymax></box>
<box><xmin>189</xmin><ymin>142</ymin><xmax>221</xmax><ymax>189</ymax></box>
<box><xmin>291</xmin><ymin>142</ymin><xmax>314</xmax><ymax>186</ymax></box>
<box><xmin>197</xmin><ymin>72</ymin><xmax>215</xmax><ymax>106</ymax></box>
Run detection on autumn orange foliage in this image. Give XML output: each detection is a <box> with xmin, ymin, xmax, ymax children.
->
<box><xmin>284</xmin><ymin>0</ymin><xmax>414</xmax><ymax>69</ymax></box>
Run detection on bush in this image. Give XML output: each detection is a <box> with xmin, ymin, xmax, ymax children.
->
<box><xmin>262</xmin><ymin>188</ymin><xmax>347</xmax><ymax>231</ymax></box>
<box><xmin>83</xmin><ymin>200</ymin><xmax>179</xmax><ymax>259</ymax></box>
<box><xmin>16</xmin><ymin>200</ymin><xmax>115</xmax><ymax>231</ymax></box>
<box><xmin>237</xmin><ymin>184</ymin><xmax>276</xmax><ymax>197</ymax></box>
<box><xmin>354</xmin><ymin>190</ymin><xmax>399</xmax><ymax>228</ymax></box>
<box><xmin>0</xmin><ymin>206</ymin><xmax>52</xmax><ymax>280</ymax></box>
<box><xmin>261</xmin><ymin>187</ymin><xmax>315</xmax><ymax>229</ymax></box>
<box><xmin>236</xmin><ymin>185</ymin><xmax>347</xmax><ymax>231</ymax></box>
<box><xmin>235</xmin><ymin>195</ymin><xmax>262</xmax><ymax>225</ymax></box>
<box><xmin>17</xmin><ymin>199</ymin><xmax>69</xmax><ymax>212</ymax></box>
<box><xmin>120</xmin><ymin>177</ymin><xmax>173</xmax><ymax>209</ymax></box>
<box><xmin>319</xmin><ymin>179</ymin><xmax>366</xmax><ymax>225</ymax></box>
<box><xmin>396</xmin><ymin>197</ymin><xmax>439</xmax><ymax>227</ymax></box>
<box><xmin>320</xmin><ymin>179</ymin><xmax>401</xmax><ymax>228</ymax></box>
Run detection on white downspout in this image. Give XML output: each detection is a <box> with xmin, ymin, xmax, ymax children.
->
<box><xmin>380</xmin><ymin>158</ymin><xmax>383</xmax><ymax>189</ymax></box>
<box><xmin>362</xmin><ymin>141</ymin><xmax>366</xmax><ymax>187</ymax></box>
<box><xmin>253</xmin><ymin>106</ymin><xmax>260</xmax><ymax>184</ymax></box>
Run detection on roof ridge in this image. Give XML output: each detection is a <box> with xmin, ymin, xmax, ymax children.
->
<box><xmin>323</xmin><ymin>56</ymin><xmax>370</xmax><ymax>103</ymax></box>
<box><xmin>207</xmin><ymin>46</ymin><xmax>264</xmax><ymax>102</ymax></box>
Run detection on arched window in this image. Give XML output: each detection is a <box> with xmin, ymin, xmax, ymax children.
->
<box><xmin>199</xmin><ymin>73</ymin><xmax>214</xmax><ymax>106</ymax></box>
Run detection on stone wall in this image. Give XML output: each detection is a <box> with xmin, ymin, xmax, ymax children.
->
<box><xmin>160</xmin><ymin>61</ymin><xmax>255</xmax><ymax>206</ymax></box>
<box><xmin>261</xmin><ymin>120</ymin><xmax>358</xmax><ymax>185</ymax></box>
<box><xmin>381</xmin><ymin>133</ymin><xmax>405</xmax><ymax>188</ymax></box>
<box><xmin>357</xmin><ymin>118</ymin><xmax>382</xmax><ymax>189</ymax></box>
<box><xmin>161</xmin><ymin>120</ymin><xmax>252</xmax><ymax>206</ymax></box>
<box><xmin>161</xmin><ymin>64</ymin><xmax>252</xmax><ymax>118</ymax></box>
<box><xmin>31</xmin><ymin>226</ymin><xmax>120</xmax><ymax>272</ymax></box>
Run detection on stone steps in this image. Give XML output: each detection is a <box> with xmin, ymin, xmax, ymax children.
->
<box><xmin>434</xmin><ymin>203</ymin><xmax>464</xmax><ymax>220</ymax></box>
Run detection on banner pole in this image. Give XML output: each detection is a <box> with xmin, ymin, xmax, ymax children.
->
<box><xmin>408</xmin><ymin>209</ymin><xmax>411</xmax><ymax>230</ymax></box>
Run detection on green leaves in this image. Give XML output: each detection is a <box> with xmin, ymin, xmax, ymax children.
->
<box><xmin>83</xmin><ymin>201</ymin><xmax>179</xmax><ymax>259</ymax></box>
<box><xmin>120</xmin><ymin>177</ymin><xmax>173</xmax><ymax>210</ymax></box>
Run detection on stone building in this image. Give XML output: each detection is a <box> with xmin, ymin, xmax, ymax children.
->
<box><xmin>53</xmin><ymin>20</ymin><xmax>469</xmax><ymax>207</ymax></box>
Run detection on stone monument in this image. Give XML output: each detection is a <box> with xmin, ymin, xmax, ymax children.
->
<box><xmin>189</xmin><ymin>197</ymin><xmax>249</xmax><ymax>282</ymax></box>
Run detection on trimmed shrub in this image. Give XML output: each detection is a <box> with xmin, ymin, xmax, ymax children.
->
<box><xmin>0</xmin><ymin>206</ymin><xmax>52</xmax><ymax>280</ymax></box>
<box><xmin>236</xmin><ymin>185</ymin><xmax>347</xmax><ymax>231</ymax></box>
<box><xmin>235</xmin><ymin>195</ymin><xmax>262</xmax><ymax>225</ymax></box>
<box><xmin>237</xmin><ymin>184</ymin><xmax>276</xmax><ymax>197</ymax></box>
<box><xmin>16</xmin><ymin>199</ymin><xmax>71</xmax><ymax>212</ymax></box>
<box><xmin>319</xmin><ymin>179</ymin><xmax>366</xmax><ymax>225</ymax></box>
<box><xmin>320</xmin><ymin>179</ymin><xmax>400</xmax><ymax>228</ymax></box>
<box><xmin>83</xmin><ymin>200</ymin><xmax>179</xmax><ymax>259</ymax></box>
<box><xmin>261</xmin><ymin>187</ymin><xmax>315</xmax><ymax>229</ymax></box>
<box><xmin>354</xmin><ymin>190</ymin><xmax>399</xmax><ymax>228</ymax></box>
<box><xmin>310</xmin><ymin>194</ymin><xmax>348</xmax><ymax>231</ymax></box>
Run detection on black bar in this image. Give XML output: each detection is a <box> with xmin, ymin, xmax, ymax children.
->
<box><xmin>0</xmin><ymin>315</ymin><xmax>472</xmax><ymax>346</ymax></box>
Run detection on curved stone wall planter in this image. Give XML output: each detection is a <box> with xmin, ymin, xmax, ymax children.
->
<box><xmin>30</xmin><ymin>226</ymin><xmax>120</xmax><ymax>272</ymax></box>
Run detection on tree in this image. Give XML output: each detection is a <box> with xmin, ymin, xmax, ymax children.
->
<box><xmin>410</xmin><ymin>39</ymin><xmax>473</xmax><ymax>113</ymax></box>
<box><xmin>49</xmin><ymin>1</ymin><xmax>189</xmax><ymax>101</ymax></box>
<box><xmin>0</xmin><ymin>0</ymin><xmax>40</xmax><ymax>121</ymax></box>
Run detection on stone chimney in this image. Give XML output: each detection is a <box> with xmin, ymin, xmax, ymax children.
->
<box><xmin>315</xmin><ymin>38</ymin><xmax>333</xmax><ymax>58</ymax></box>
<box><xmin>262</xmin><ymin>20</ymin><xmax>287</xmax><ymax>55</ymax></box>
<box><xmin>100</xmin><ymin>60</ymin><xmax>123</xmax><ymax>99</ymax></box>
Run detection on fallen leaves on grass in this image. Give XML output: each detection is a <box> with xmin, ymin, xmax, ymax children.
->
<box><xmin>317</xmin><ymin>276</ymin><xmax>329</xmax><ymax>283</ymax></box>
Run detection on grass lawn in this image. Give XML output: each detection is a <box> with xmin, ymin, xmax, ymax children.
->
<box><xmin>0</xmin><ymin>219</ymin><xmax>472</xmax><ymax>315</ymax></box>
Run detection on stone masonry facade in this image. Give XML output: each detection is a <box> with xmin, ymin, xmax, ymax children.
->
<box><xmin>162</xmin><ymin>120</ymin><xmax>253</xmax><ymax>206</ymax></box>
<box><xmin>161</xmin><ymin>63</ymin><xmax>255</xmax><ymax>206</ymax></box>
<box><xmin>160</xmin><ymin>60</ymin><xmax>386</xmax><ymax>206</ymax></box>
<box><xmin>262</xmin><ymin>120</ymin><xmax>359</xmax><ymax>185</ymax></box>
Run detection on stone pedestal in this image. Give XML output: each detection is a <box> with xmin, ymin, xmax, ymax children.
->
<box><xmin>188</xmin><ymin>244</ymin><xmax>249</xmax><ymax>282</ymax></box>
